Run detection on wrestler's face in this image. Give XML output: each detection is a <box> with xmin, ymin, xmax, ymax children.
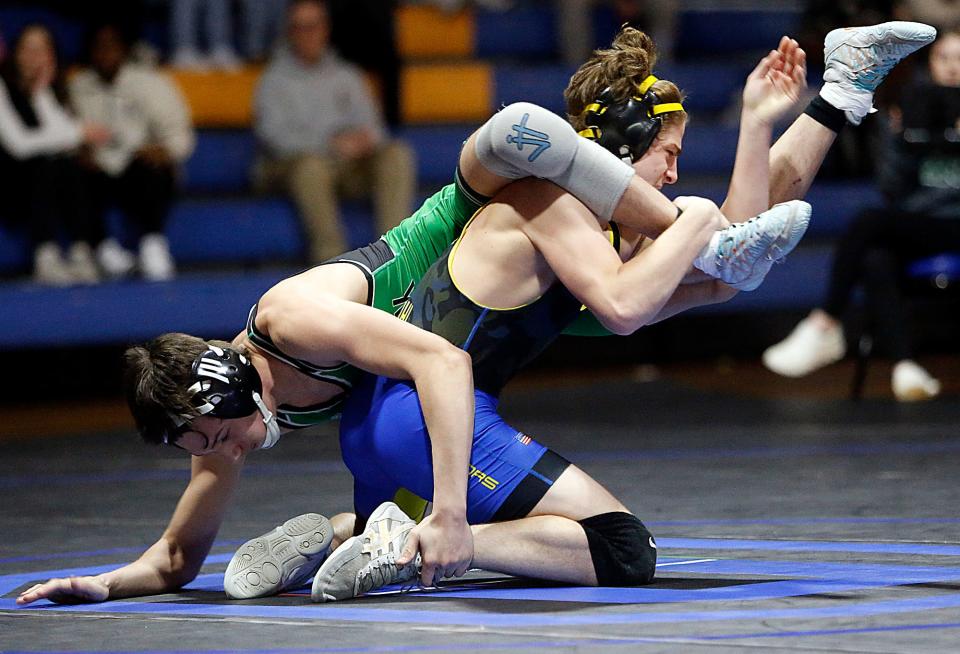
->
<box><xmin>930</xmin><ymin>33</ymin><xmax>960</xmax><ymax>88</ymax></box>
<box><xmin>174</xmin><ymin>414</ymin><xmax>266</xmax><ymax>462</ymax></box>
<box><xmin>633</xmin><ymin>122</ymin><xmax>684</xmax><ymax>189</ymax></box>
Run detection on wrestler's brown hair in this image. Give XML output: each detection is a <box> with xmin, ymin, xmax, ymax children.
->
<box><xmin>564</xmin><ymin>27</ymin><xmax>687</xmax><ymax>133</ymax></box>
<box><xmin>124</xmin><ymin>333</ymin><xmax>236</xmax><ymax>444</ymax></box>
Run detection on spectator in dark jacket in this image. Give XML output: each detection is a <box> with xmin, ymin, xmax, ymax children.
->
<box><xmin>763</xmin><ymin>28</ymin><xmax>960</xmax><ymax>401</ymax></box>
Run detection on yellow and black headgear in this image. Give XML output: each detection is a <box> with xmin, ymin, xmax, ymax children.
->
<box><xmin>579</xmin><ymin>75</ymin><xmax>685</xmax><ymax>163</ymax></box>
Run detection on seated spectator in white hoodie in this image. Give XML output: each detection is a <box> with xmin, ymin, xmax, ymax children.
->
<box><xmin>70</xmin><ymin>23</ymin><xmax>195</xmax><ymax>281</ymax></box>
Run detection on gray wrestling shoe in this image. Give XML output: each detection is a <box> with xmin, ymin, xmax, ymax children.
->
<box><xmin>822</xmin><ymin>22</ymin><xmax>936</xmax><ymax>125</ymax></box>
<box><xmin>695</xmin><ymin>200</ymin><xmax>811</xmax><ymax>289</ymax></box>
<box><xmin>728</xmin><ymin>200</ymin><xmax>812</xmax><ymax>292</ymax></box>
<box><xmin>311</xmin><ymin>502</ymin><xmax>421</xmax><ymax>602</ymax></box>
<box><xmin>224</xmin><ymin>513</ymin><xmax>333</xmax><ymax>599</ymax></box>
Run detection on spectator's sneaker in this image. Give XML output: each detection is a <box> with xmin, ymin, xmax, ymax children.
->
<box><xmin>209</xmin><ymin>46</ymin><xmax>242</xmax><ymax>72</ymax></box>
<box><xmin>33</xmin><ymin>242</ymin><xmax>76</xmax><ymax>287</ymax></box>
<box><xmin>695</xmin><ymin>200</ymin><xmax>811</xmax><ymax>288</ymax></box>
<box><xmin>139</xmin><ymin>233</ymin><xmax>176</xmax><ymax>281</ymax></box>
<box><xmin>763</xmin><ymin>312</ymin><xmax>846</xmax><ymax>377</ymax></box>
<box><xmin>821</xmin><ymin>22</ymin><xmax>936</xmax><ymax>125</ymax></box>
<box><xmin>67</xmin><ymin>242</ymin><xmax>101</xmax><ymax>285</ymax></box>
<box><xmin>729</xmin><ymin>201</ymin><xmax>812</xmax><ymax>292</ymax></box>
<box><xmin>224</xmin><ymin>513</ymin><xmax>334</xmax><ymax>599</ymax></box>
<box><xmin>96</xmin><ymin>238</ymin><xmax>136</xmax><ymax>280</ymax></box>
<box><xmin>892</xmin><ymin>360</ymin><xmax>941</xmax><ymax>402</ymax></box>
<box><xmin>311</xmin><ymin>502</ymin><xmax>420</xmax><ymax>602</ymax></box>
<box><xmin>170</xmin><ymin>47</ymin><xmax>209</xmax><ymax>71</ymax></box>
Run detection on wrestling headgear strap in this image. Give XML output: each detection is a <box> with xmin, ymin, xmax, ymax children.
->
<box><xmin>164</xmin><ymin>345</ymin><xmax>281</xmax><ymax>449</ymax></box>
<box><xmin>578</xmin><ymin>75</ymin><xmax>685</xmax><ymax>163</ymax></box>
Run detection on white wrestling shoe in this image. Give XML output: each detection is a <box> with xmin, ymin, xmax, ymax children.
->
<box><xmin>311</xmin><ymin>502</ymin><xmax>421</xmax><ymax>602</ymax></box>
<box><xmin>729</xmin><ymin>201</ymin><xmax>812</xmax><ymax>291</ymax></box>
<box><xmin>892</xmin><ymin>360</ymin><xmax>941</xmax><ymax>402</ymax></box>
<box><xmin>821</xmin><ymin>21</ymin><xmax>937</xmax><ymax>125</ymax></box>
<box><xmin>762</xmin><ymin>312</ymin><xmax>846</xmax><ymax>377</ymax></box>
<box><xmin>224</xmin><ymin>513</ymin><xmax>333</xmax><ymax>599</ymax></box>
<box><xmin>695</xmin><ymin>200</ymin><xmax>812</xmax><ymax>290</ymax></box>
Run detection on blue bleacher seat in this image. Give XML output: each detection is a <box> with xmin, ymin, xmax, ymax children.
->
<box><xmin>669</xmin><ymin>180</ymin><xmax>884</xmax><ymax>241</ymax></box>
<box><xmin>675</xmin><ymin>9</ymin><xmax>803</xmax><ymax>58</ymax></box>
<box><xmin>658</xmin><ymin>62</ymin><xmax>751</xmax><ymax>114</ymax></box>
<box><xmin>674</xmin><ymin>125</ymin><xmax>739</xmax><ymax>176</ymax></box>
<box><xmin>494</xmin><ymin>65</ymin><xmax>573</xmax><ymax>116</ymax></box>
<box><xmin>475</xmin><ymin>6</ymin><xmax>557</xmax><ymax>60</ymax></box>
<box><xmin>183</xmin><ymin>130</ymin><xmax>257</xmax><ymax>194</ymax></box>
<box><xmin>400</xmin><ymin>125</ymin><xmax>476</xmax><ymax>186</ymax></box>
<box><xmin>0</xmin><ymin>270</ymin><xmax>294</xmax><ymax>348</ymax></box>
<box><xmin>166</xmin><ymin>198</ymin><xmax>305</xmax><ymax>264</ymax></box>
<box><xmin>0</xmin><ymin>224</ymin><xmax>31</xmax><ymax>277</ymax></box>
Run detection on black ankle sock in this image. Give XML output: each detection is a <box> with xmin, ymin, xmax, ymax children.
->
<box><xmin>804</xmin><ymin>95</ymin><xmax>848</xmax><ymax>133</ymax></box>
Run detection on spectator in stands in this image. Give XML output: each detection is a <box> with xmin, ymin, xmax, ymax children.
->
<box><xmin>763</xmin><ymin>28</ymin><xmax>960</xmax><ymax>402</ymax></box>
<box><xmin>0</xmin><ymin>24</ymin><xmax>115</xmax><ymax>286</ymax></box>
<box><xmin>253</xmin><ymin>0</ymin><xmax>416</xmax><ymax>263</ymax></box>
<box><xmin>237</xmin><ymin>0</ymin><xmax>288</xmax><ymax>63</ymax></box>
<box><xmin>169</xmin><ymin>0</ymin><xmax>242</xmax><ymax>71</ymax></box>
<box><xmin>425</xmin><ymin>0</ymin><xmax>514</xmax><ymax>12</ymax></box>
<box><xmin>557</xmin><ymin>0</ymin><xmax>679</xmax><ymax>67</ymax></box>
<box><xmin>70</xmin><ymin>23</ymin><xmax>196</xmax><ymax>282</ymax></box>
<box><xmin>328</xmin><ymin>0</ymin><xmax>402</xmax><ymax>127</ymax></box>
<box><xmin>896</xmin><ymin>0</ymin><xmax>960</xmax><ymax>31</ymax></box>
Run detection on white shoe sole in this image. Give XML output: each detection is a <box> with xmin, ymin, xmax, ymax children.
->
<box><xmin>224</xmin><ymin>513</ymin><xmax>333</xmax><ymax>599</ymax></box>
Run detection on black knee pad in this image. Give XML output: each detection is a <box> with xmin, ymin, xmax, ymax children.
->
<box><xmin>579</xmin><ymin>512</ymin><xmax>657</xmax><ymax>586</ymax></box>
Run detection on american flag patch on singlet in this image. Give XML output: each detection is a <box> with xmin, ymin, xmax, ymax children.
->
<box><xmin>515</xmin><ymin>432</ymin><xmax>532</xmax><ymax>445</ymax></box>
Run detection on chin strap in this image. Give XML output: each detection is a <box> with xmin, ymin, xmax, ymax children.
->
<box><xmin>252</xmin><ymin>391</ymin><xmax>281</xmax><ymax>449</ymax></box>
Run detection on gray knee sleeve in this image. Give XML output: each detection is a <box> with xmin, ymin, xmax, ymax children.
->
<box><xmin>474</xmin><ymin>102</ymin><xmax>635</xmax><ymax>220</ymax></box>
<box><xmin>579</xmin><ymin>512</ymin><xmax>657</xmax><ymax>586</ymax></box>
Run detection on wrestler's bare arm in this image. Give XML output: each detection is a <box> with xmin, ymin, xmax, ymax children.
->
<box><xmin>510</xmin><ymin>181</ymin><xmax>722</xmax><ymax>334</ymax></box>
<box><xmin>257</xmin><ymin>283</ymin><xmax>474</xmax><ymax>584</ymax></box>
<box><xmin>723</xmin><ymin>37</ymin><xmax>807</xmax><ymax>221</ymax></box>
<box><xmin>18</xmin><ymin>452</ymin><xmax>244</xmax><ymax>605</ymax></box>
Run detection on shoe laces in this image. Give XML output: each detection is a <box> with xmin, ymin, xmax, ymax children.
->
<box><xmin>356</xmin><ymin>552</ymin><xmax>420</xmax><ymax>595</ymax></box>
<box><xmin>716</xmin><ymin>217</ymin><xmax>769</xmax><ymax>263</ymax></box>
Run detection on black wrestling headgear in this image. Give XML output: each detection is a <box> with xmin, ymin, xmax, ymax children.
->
<box><xmin>578</xmin><ymin>75</ymin><xmax>685</xmax><ymax>163</ymax></box>
<box><xmin>164</xmin><ymin>345</ymin><xmax>264</xmax><ymax>443</ymax></box>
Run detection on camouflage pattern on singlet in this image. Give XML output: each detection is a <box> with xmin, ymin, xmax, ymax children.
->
<box><xmin>406</xmin><ymin>244</ymin><xmax>583</xmax><ymax>397</ymax></box>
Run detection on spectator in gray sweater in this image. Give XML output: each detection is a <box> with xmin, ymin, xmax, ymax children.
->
<box><xmin>253</xmin><ymin>0</ymin><xmax>416</xmax><ymax>263</ymax></box>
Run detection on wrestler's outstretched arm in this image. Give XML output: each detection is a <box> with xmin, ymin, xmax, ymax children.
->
<box><xmin>17</xmin><ymin>452</ymin><xmax>243</xmax><ymax>605</ymax></box>
<box><xmin>256</xmin><ymin>278</ymin><xmax>474</xmax><ymax>586</ymax></box>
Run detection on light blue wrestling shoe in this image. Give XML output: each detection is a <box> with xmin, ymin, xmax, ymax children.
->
<box><xmin>729</xmin><ymin>200</ymin><xmax>812</xmax><ymax>292</ymax></box>
<box><xmin>695</xmin><ymin>200</ymin><xmax>811</xmax><ymax>291</ymax></box>
<box><xmin>821</xmin><ymin>21</ymin><xmax>936</xmax><ymax>125</ymax></box>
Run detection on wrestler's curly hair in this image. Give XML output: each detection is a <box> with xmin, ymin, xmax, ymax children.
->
<box><xmin>124</xmin><ymin>333</ymin><xmax>236</xmax><ymax>444</ymax></box>
<box><xmin>564</xmin><ymin>27</ymin><xmax>687</xmax><ymax>133</ymax></box>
